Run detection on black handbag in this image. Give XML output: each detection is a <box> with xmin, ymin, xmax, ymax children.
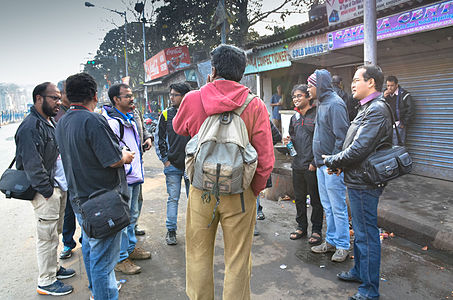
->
<box><xmin>80</xmin><ymin>188</ymin><xmax>130</xmax><ymax>239</ymax></box>
<box><xmin>363</xmin><ymin>101</ymin><xmax>413</xmax><ymax>187</ymax></box>
<box><xmin>0</xmin><ymin>157</ymin><xmax>36</xmax><ymax>200</ymax></box>
<box><xmin>67</xmin><ymin>158</ymin><xmax>130</xmax><ymax>239</ymax></box>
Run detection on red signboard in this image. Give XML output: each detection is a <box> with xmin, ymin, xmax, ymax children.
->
<box><xmin>144</xmin><ymin>46</ymin><xmax>191</xmax><ymax>81</ymax></box>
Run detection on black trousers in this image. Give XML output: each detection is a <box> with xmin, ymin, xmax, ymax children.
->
<box><xmin>292</xmin><ymin>168</ymin><xmax>323</xmax><ymax>234</ymax></box>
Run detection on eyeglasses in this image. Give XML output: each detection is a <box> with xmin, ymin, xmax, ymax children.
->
<box><xmin>292</xmin><ymin>94</ymin><xmax>305</xmax><ymax>100</ymax></box>
<box><xmin>41</xmin><ymin>95</ymin><xmax>61</xmax><ymax>102</ymax></box>
<box><xmin>169</xmin><ymin>93</ymin><xmax>182</xmax><ymax>98</ymax></box>
<box><xmin>119</xmin><ymin>94</ymin><xmax>134</xmax><ymax>99</ymax></box>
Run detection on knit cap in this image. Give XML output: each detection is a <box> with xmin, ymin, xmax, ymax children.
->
<box><xmin>307</xmin><ymin>73</ymin><xmax>317</xmax><ymax>87</ymax></box>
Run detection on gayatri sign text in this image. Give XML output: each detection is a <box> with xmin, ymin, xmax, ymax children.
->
<box><xmin>328</xmin><ymin>0</ymin><xmax>453</xmax><ymax>50</ymax></box>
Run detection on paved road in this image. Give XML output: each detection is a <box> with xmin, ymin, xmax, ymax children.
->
<box><xmin>0</xmin><ymin>122</ymin><xmax>451</xmax><ymax>300</ymax></box>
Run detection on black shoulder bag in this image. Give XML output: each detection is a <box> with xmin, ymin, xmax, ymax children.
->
<box><xmin>67</xmin><ymin>159</ymin><xmax>130</xmax><ymax>239</ymax></box>
<box><xmin>363</xmin><ymin>101</ymin><xmax>413</xmax><ymax>187</ymax></box>
<box><xmin>0</xmin><ymin>157</ymin><xmax>36</xmax><ymax>200</ymax></box>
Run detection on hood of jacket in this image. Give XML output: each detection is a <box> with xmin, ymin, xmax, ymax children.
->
<box><xmin>199</xmin><ymin>79</ymin><xmax>250</xmax><ymax>116</ymax></box>
<box><xmin>315</xmin><ymin>69</ymin><xmax>336</xmax><ymax>103</ymax></box>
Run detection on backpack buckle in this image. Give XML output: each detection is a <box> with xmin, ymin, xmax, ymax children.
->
<box><xmin>220</xmin><ymin>113</ymin><xmax>232</xmax><ymax>125</ymax></box>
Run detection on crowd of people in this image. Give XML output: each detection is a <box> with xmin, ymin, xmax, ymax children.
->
<box><xmin>15</xmin><ymin>44</ymin><xmax>413</xmax><ymax>300</ymax></box>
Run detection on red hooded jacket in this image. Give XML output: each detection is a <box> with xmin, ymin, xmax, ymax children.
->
<box><xmin>173</xmin><ymin>79</ymin><xmax>275</xmax><ymax>196</ymax></box>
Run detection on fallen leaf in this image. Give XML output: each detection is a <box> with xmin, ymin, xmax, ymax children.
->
<box><xmin>422</xmin><ymin>246</ymin><xmax>428</xmax><ymax>251</ymax></box>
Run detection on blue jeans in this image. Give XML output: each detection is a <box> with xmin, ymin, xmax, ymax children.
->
<box><xmin>74</xmin><ymin>212</ymin><xmax>121</xmax><ymax>300</ymax></box>
<box><xmin>119</xmin><ymin>184</ymin><xmax>141</xmax><ymax>262</ymax></box>
<box><xmin>256</xmin><ymin>195</ymin><xmax>262</xmax><ymax>214</ymax></box>
<box><xmin>164</xmin><ymin>164</ymin><xmax>190</xmax><ymax>232</ymax></box>
<box><xmin>316</xmin><ymin>165</ymin><xmax>350</xmax><ymax>250</ymax></box>
<box><xmin>62</xmin><ymin>193</ymin><xmax>77</xmax><ymax>249</ymax></box>
<box><xmin>348</xmin><ymin>187</ymin><xmax>383</xmax><ymax>299</ymax></box>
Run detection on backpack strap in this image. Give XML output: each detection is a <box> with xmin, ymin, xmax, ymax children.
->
<box><xmin>116</xmin><ymin>118</ymin><xmax>125</xmax><ymax>141</ymax></box>
<box><xmin>234</xmin><ymin>93</ymin><xmax>256</xmax><ymax>116</ymax></box>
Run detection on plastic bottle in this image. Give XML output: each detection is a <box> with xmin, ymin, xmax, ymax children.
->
<box><xmin>286</xmin><ymin>141</ymin><xmax>297</xmax><ymax>157</ymax></box>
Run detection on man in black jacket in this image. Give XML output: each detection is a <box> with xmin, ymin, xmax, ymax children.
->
<box><xmin>15</xmin><ymin>82</ymin><xmax>74</xmax><ymax>296</ymax></box>
<box><xmin>323</xmin><ymin>65</ymin><xmax>393</xmax><ymax>300</ymax></box>
<box><xmin>284</xmin><ymin>84</ymin><xmax>323</xmax><ymax>245</ymax></box>
<box><xmin>384</xmin><ymin>75</ymin><xmax>413</xmax><ymax>145</ymax></box>
<box><xmin>154</xmin><ymin>82</ymin><xmax>191</xmax><ymax>245</ymax></box>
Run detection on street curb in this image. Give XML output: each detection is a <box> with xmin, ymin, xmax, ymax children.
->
<box><xmin>378</xmin><ymin>206</ymin><xmax>453</xmax><ymax>251</ymax></box>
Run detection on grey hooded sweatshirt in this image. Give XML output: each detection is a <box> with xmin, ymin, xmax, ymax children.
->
<box><xmin>312</xmin><ymin>69</ymin><xmax>350</xmax><ymax>167</ymax></box>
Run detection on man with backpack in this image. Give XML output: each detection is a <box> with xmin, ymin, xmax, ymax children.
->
<box><xmin>155</xmin><ymin>82</ymin><xmax>191</xmax><ymax>245</ymax></box>
<box><xmin>173</xmin><ymin>44</ymin><xmax>274</xmax><ymax>300</ymax></box>
<box><xmin>102</xmin><ymin>83</ymin><xmax>152</xmax><ymax>275</ymax></box>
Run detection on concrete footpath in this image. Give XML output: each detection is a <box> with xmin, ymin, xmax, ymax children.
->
<box><xmin>270</xmin><ymin>152</ymin><xmax>453</xmax><ymax>251</ymax></box>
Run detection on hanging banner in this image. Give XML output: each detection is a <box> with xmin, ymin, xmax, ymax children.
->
<box><xmin>288</xmin><ymin>34</ymin><xmax>328</xmax><ymax>60</ymax></box>
<box><xmin>326</xmin><ymin>0</ymin><xmax>409</xmax><ymax>25</ymax></box>
<box><xmin>328</xmin><ymin>1</ymin><xmax>453</xmax><ymax>51</ymax></box>
<box><xmin>244</xmin><ymin>45</ymin><xmax>291</xmax><ymax>75</ymax></box>
<box><xmin>144</xmin><ymin>46</ymin><xmax>191</xmax><ymax>81</ymax></box>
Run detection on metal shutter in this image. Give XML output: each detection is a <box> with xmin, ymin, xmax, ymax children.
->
<box><xmin>380</xmin><ymin>49</ymin><xmax>453</xmax><ymax>181</ymax></box>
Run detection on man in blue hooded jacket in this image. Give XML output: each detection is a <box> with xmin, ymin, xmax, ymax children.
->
<box><xmin>308</xmin><ymin>69</ymin><xmax>351</xmax><ymax>262</ymax></box>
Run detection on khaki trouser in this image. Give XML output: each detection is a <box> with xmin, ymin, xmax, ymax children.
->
<box><xmin>186</xmin><ymin>186</ymin><xmax>256</xmax><ymax>300</ymax></box>
<box><xmin>31</xmin><ymin>187</ymin><xmax>67</xmax><ymax>286</ymax></box>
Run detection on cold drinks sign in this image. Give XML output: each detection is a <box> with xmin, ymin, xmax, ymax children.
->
<box><xmin>327</xmin><ymin>0</ymin><xmax>453</xmax><ymax>50</ymax></box>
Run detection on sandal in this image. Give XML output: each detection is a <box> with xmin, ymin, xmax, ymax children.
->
<box><xmin>308</xmin><ymin>232</ymin><xmax>322</xmax><ymax>245</ymax></box>
<box><xmin>290</xmin><ymin>230</ymin><xmax>306</xmax><ymax>240</ymax></box>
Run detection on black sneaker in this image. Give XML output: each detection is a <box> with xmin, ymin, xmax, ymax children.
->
<box><xmin>135</xmin><ymin>225</ymin><xmax>145</xmax><ymax>236</ymax></box>
<box><xmin>257</xmin><ymin>211</ymin><xmax>265</xmax><ymax>220</ymax></box>
<box><xmin>56</xmin><ymin>266</ymin><xmax>76</xmax><ymax>280</ymax></box>
<box><xmin>37</xmin><ymin>280</ymin><xmax>73</xmax><ymax>296</ymax></box>
<box><xmin>166</xmin><ymin>231</ymin><xmax>177</xmax><ymax>245</ymax></box>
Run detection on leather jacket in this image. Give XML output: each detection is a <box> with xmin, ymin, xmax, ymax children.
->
<box><xmin>324</xmin><ymin>94</ymin><xmax>393</xmax><ymax>189</ymax></box>
<box><xmin>15</xmin><ymin>106</ymin><xmax>58</xmax><ymax>198</ymax></box>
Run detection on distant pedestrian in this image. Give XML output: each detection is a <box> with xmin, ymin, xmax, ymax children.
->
<box><xmin>173</xmin><ymin>44</ymin><xmax>275</xmax><ymax>300</ymax></box>
<box><xmin>103</xmin><ymin>83</ymin><xmax>152</xmax><ymax>275</ymax></box>
<box><xmin>323</xmin><ymin>65</ymin><xmax>392</xmax><ymax>300</ymax></box>
<box><xmin>332</xmin><ymin>75</ymin><xmax>358</xmax><ymax>121</ymax></box>
<box><xmin>56</xmin><ymin>73</ymin><xmax>135</xmax><ymax>300</ymax></box>
<box><xmin>154</xmin><ymin>82</ymin><xmax>191</xmax><ymax>245</ymax></box>
<box><xmin>284</xmin><ymin>84</ymin><xmax>323</xmax><ymax>245</ymax></box>
<box><xmin>308</xmin><ymin>69</ymin><xmax>351</xmax><ymax>262</ymax></box>
<box><xmin>270</xmin><ymin>84</ymin><xmax>283</xmax><ymax>131</ymax></box>
<box><xmin>383</xmin><ymin>75</ymin><xmax>414</xmax><ymax>145</ymax></box>
<box><xmin>15</xmin><ymin>82</ymin><xmax>74</xmax><ymax>296</ymax></box>
<box><xmin>55</xmin><ymin>80</ymin><xmax>80</xmax><ymax>260</ymax></box>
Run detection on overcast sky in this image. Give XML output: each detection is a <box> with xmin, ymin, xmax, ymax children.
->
<box><xmin>0</xmin><ymin>0</ymin><xmax>307</xmax><ymax>87</ymax></box>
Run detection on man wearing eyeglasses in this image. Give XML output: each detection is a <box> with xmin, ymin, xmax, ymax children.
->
<box><xmin>154</xmin><ymin>82</ymin><xmax>191</xmax><ymax>245</ymax></box>
<box><xmin>102</xmin><ymin>83</ymin><xmax>152</xmax><ymax>275</ymax></box>
<box><xmin>15</xmin><ymin>82</ymin><xmax>75</xmax><ymax>296</ymax></box>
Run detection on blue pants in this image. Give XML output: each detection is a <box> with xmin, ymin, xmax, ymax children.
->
<box><xmin>348</xmin><ymin>187</ymin><xmax>383</xmax><ymax>300</ymax></box>
<box><xmin>316</xmin><ymin>165</ymin><xmax>350</xmax><ymax>250</ymax></box>
<box><xmin>164</xmin><ymin>165</ymin><xmax>189</xmax><ymax>232</ymax></box>
<box><xmin>62</xmin><ymin>193</ymin><xmax>77</xmax><ymax>249</ymax></box>
<box><xmin>75</xmin><ymin>212</ymin><xmax>121</xmax><ymax>300</ymax></box>
<box><xmin>119</xmin><ymin>184</ymin><xmax>141</xmax><ymax>262</ymax></box>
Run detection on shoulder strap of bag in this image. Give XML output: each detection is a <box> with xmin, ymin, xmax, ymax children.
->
<box><xmin>381</xmin><ymin>99</ymin><xmax>402</xmax><ymax>146</ymax></box>
<box><xmin>234</xmin><ymin>93</ymin><xmax>256</xmax><ymax>116</ymax></box>
<box><xmin>8</xmin><ymin>157</ymin><xmax>16</xmax><ymax>169</ymax></box>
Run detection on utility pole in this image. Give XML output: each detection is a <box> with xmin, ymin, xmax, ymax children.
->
<box><xmin>363</xmin><ymin>0</ymin><xmax>377</xmax><ymax>65</ymax></box>
<box><xmin>221</xmin><ymin>0</ymin><xmax>226</xmax><ymax>44</ymax></box>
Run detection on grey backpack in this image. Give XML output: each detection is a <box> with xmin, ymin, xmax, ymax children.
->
<box><xmin>185</xmin><ymin>93</ymin><xmax>258</xmax><ymax>221</ymax></box>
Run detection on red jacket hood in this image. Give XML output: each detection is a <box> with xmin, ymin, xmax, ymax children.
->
<box><xmin>199</xmin><ymin>80</ymin><xmax>250</xmax><ymax>116</ymax></box>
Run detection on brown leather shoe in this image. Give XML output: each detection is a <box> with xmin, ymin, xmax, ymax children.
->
<box><xmin>114</xmin><ymin>258</ymin><xmax>141</xmax><ymax>274</ymax></box>
<box><xmin>129</xmin><ymin>247</ymin><xmax>151</xmax><ymax>260</ymax></box>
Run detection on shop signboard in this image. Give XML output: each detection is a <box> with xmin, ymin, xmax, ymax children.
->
<box><xmin>326</xmin><ymin>0</ymin><xmax>409</xmax><ymax>25</ymax></box>
<box><xmin>327</xmin><ymin>0</ymin><xmax>453</xmax><ymax>51</ymax></box>
<box><xmin>288</xmin><ymin>34</ymin><xmax>328</xmax><ymax>60</ymax></box>
<box><xmin>244</xmin><ymin>45</ymin><xmax>291</xmax><ymax>75</ymax></box>
<box><xmin>144</xmin><ymin>46</ymin><xmax>191</xmax><ymax>81</ymax></box>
